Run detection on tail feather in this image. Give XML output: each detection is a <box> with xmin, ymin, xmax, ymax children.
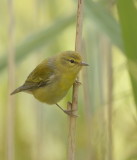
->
<box><xmin>10</xmin><ymin>85</ymin><xmax>25</xmax><ymax>95</ymax></box>
<box><xmin>11</xmin><ymin>83</ymin><xmax>37</xmax><ymax>95</ymax></box>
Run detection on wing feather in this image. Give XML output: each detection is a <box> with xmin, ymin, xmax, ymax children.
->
<box><xmin>11</xmin><ymin>58</ymin><xmax>57</xmax><ymax>95</ymax></box>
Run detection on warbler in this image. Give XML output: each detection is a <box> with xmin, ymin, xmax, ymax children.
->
<box><xmin>11</xmin><ymin>51</ymin><xmax>88</xmax><ymax>115</ymax></box>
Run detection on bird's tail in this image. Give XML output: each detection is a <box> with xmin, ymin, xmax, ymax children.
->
<box><xmin>10</xmin><ymin>85</ymin><xmax>25</xmax><ymax>95</ymax></box>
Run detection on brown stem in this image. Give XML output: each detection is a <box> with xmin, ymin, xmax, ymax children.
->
<box><xmin>81</xmin><ymin>42</ymin><xmax>93</xmax><ymax>159</ymax></box>
<box><xmin>67</xmin><ymin>0</ymin><xmax>84</xmax><ymax>160</ymax></box>
<box><xmin>7</xmin><ymin>0</ymin><xmax>15</xmax><ymax>160</ymax></box>
<box><xmin>107</xmin><ymin>47</ymin><xmax>113</xmax><ymax>160</ymax></box>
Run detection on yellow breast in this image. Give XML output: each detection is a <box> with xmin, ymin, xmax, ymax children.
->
<box><xmin>32</xmin><ymin>73</ymin><xmax>77</xmax><ymax>104</ymax></box>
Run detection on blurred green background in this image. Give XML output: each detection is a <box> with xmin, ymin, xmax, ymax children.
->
<box><xmin>0</xmin><ymin>0</ymin><xmax>137</xmax><ymax>160</ymax></box>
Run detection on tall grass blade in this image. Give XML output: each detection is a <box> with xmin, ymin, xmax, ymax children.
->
<box><xmin>117</xmin><ymin>0</ymin><xmax>137</xmax><ymax>107</ymax></box>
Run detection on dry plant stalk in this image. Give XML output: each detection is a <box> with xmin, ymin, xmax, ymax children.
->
<box><xmin>107</xmin><ymin>49</ymin><xmax>113</xmax><ymax>160</ymax></box>
<box><xmin>107</xmin><ymin>2</ymin><xmax>113</xmax><ymax>159</ymax></box>
<box><xmin>7</xmin><ymin>0</ymin><xmax>15</xmax><ymax>160</ymax></box>
<box><xmin>67</xmin><ymin>0</ymin><xmax>84</xmax><ymax>160</ymax></box>
<box><xmin>33</xmin><ymin>2</ymin><xmax>45</xmax><ymax>160</ymax></box>
<box><xmin>81</xmin><ymin>43</ymin><xmax>92</xmax><ymax>159</ymax></box>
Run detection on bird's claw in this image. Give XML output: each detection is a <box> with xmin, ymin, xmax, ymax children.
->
<box><xmin>75</xmin><ymin>80</ymin><xmax>81</xmax><ymax>86</ymax></box>
<box><xmin>63</xmin><ymin>109</ymin><xmax>78</xmax><ymax>117</ymax></box>
<box><xmin>66</xmin><ymin>101</ymin><xmax>78</xmax><ymax>117</ymax></box>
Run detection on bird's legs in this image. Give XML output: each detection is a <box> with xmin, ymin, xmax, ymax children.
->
<box><xmin>56</xmin><ymin>103</ymin><xmax>78</xmax><ymax>117</ymax></box>
<box><xmin>55</xmin><ymin>80</ymin><xmax>81</xmax><ymax>117</ymax></box>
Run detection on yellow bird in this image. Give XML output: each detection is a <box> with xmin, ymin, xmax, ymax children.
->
<box><xmin>11</xmin><ymin>51</ymin><xmax>88</xmax><ymax>115</ymax></box>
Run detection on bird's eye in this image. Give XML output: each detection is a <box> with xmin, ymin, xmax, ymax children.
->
<box><xmin>70</xmin><ymin>59</ymin><xmax>75</xmax><ymax>63</ymax></box>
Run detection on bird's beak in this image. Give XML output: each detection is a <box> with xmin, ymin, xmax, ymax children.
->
<box><xmin>80</xmin><ymin>62</ymin><xmax>89</xmax><ymax>66</ymax></box>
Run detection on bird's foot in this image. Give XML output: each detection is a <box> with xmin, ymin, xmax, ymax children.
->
<box><xmin>74</xmin><ymin>80</ymin><xmax>81</xmax><ymax>86</ymax></box>
<box><xmin>65</xmin><ymin>102</ymin><xmax>78</xmax><ymax>117</ymax></box>
<box><xmin>63</xmin><ymin>109</ymin><xmax>78</xmax><ymax>117</ymax></box>
<box><xmin>56</xmin><ymin>103</ymin><xmax>78</xmax><ymax>117</ymax></box>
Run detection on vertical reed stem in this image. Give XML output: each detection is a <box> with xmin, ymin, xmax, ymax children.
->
<box><xmin>67</xmin><ymin>0</ymin><xmax>84</xmax><ymax>160</ymax></box>
<box><xmin>7</xmin><ymin>0</ymin><xmax>15</xmax><ymax>160</ymax></box>
<box><xmin>81</xmin><ymin>45</ymin><xmax>93</xmax><ymax>160</ymax></box>
<box><xmin>107</xmin><ymin>50</ymin><xmax>113</xmax><ymax>160</ymax></box>
<box><xmin>33</xmin><ymin>1</ymin><xmax>44</xmax><ymax>160</ymax></box>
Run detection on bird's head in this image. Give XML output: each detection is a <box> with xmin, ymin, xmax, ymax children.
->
<box><xmin>56</xmin><ymin>51</ymin><xmax>88</xmax><ymax>74</ymax></box>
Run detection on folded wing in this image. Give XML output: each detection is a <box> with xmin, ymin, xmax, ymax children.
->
<box><xmin>11</xmin><ymin>59</ymin><xmax>56</xmax><ymax>95</ymax></box>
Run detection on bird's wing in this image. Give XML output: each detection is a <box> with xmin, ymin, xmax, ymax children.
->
<box><xmin>11</xmin><ymin>59</ymin><xmax>57</xmax><ymax>95</ymax></box>
<box><xmin>24</xmin><ymin>59</ymin><xmax>56</xmax><ymax>89</ymax></box>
